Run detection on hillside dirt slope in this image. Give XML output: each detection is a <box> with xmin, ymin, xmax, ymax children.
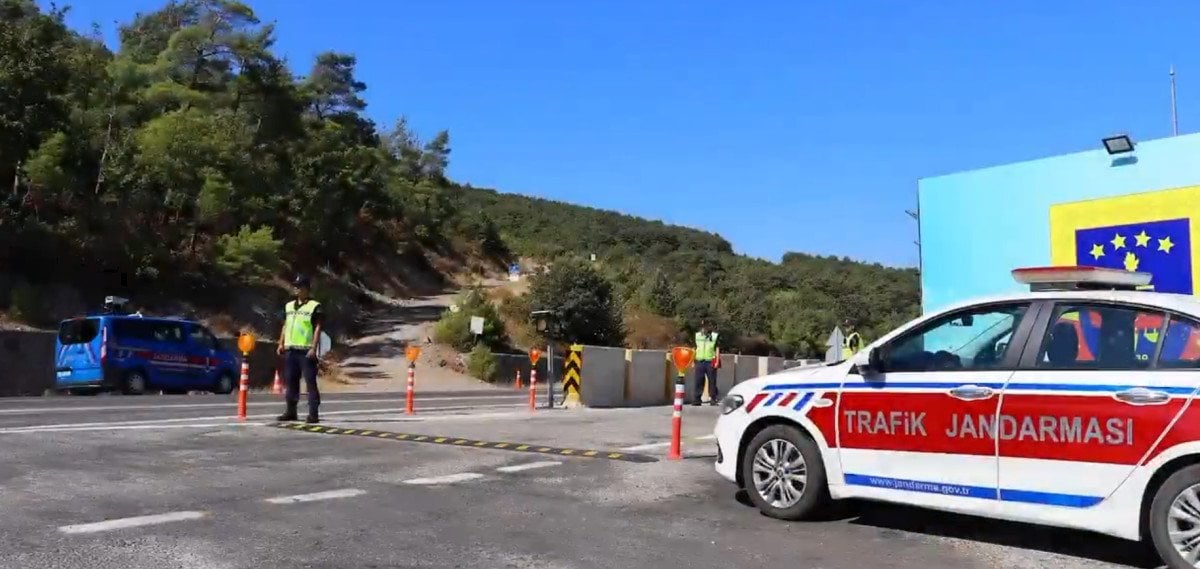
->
<box><xmin>320</xmin><ymin>277</ymin><xmax>517</xmax><ymax>393</ymax></box>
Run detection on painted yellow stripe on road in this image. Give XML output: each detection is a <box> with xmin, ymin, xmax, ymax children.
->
<box><xmin>268</xmin><ymin>423</ymin><xmax>654</xmax><ymax>463</ymax></box>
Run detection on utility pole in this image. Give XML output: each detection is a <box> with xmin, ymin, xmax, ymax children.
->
<box><xmin>906</xmin><ymin>201</ymin><xmax>923</xmax><ymax>308</ymax></box>
<box><xmin>1171</xmin><ymin>65</ymin><xmax>1179</xmax><ymax>136</ymax></box>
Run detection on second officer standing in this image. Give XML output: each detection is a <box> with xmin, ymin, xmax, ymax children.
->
<box><xmin>277</xmin><ymin>275</ymin><xmax>324</xmax><ymax>424</ymax></box>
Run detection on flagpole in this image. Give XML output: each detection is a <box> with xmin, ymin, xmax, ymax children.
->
<box><xmin>1171</xmin><ymin>65</ymin><xmax>1179</xmax><ymax>136</ymax></box>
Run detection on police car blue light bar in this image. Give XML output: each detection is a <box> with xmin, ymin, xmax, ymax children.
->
<box><xmin>1011</xmin><ymin>265</ymin><xmax>1152</xmax><ymax>291</ymax></box>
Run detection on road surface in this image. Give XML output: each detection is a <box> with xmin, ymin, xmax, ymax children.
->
<box><xmin>0</xmin><ymin>395</ymin><xmax>1165</xmax><ymax>569</ymax></box>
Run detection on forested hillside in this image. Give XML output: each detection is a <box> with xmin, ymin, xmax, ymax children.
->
<box><xmin>0</xmin><ymin>0</ymin><xmax>502</xmax><ymax>333</ymax></box>
<box><xmin>458</xmin><ymin>187</ymin><xmax>920</xmax><ymax>357</ymax></box>
<box><xmin>1</xmin><ymin>0</ymin><xmax>919</xmax><ymax>358</ymax></box>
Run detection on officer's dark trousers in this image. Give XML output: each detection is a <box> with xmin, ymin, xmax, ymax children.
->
<box><xmin>284</xmin><ymin>348</ymin><xmax>320</xmax><ymax>415</ymax></box>
<box><xmin>693</xmin><ymin>359</ymin><xmax>718</xmax><ymax>404</ymax></box>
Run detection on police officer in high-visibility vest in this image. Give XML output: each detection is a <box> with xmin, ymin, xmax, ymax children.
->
<box><xmin>842</xmin><ymin>331</ymin><xmax>862</xmax><ymax>361</ymax></box>
<box><xmin>692</xmin><ymin>320</ymin><xmax>720</xmax><ymax>406</ymax></box>
<box><xmin>277</xmin><ymin>274</ymin><xmax>324</xmax><ymax>423</ymax></box>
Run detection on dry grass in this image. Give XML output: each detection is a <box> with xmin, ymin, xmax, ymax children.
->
<box><xmin>623</xmin><ymin>310</ymin><xmax>683</xmax><ymax>349</ymax></box>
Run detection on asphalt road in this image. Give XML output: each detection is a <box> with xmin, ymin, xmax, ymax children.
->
<box><xmin>0</xmin><ymin>390</ymin><xmax>533</xmax><ymax>430</ymax></box>
<box><xmin>0</xmin><ymin>397</ymin><xmax>1168</xmax><ymax>569</ymax></box>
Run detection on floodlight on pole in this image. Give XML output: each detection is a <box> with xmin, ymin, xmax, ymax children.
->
<box><xmin>1102</xmin><ymin>134</ymin><xmax>1135</xmax><ymax>155</ymax></box>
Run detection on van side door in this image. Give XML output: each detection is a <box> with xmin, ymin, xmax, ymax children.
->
<box><xmin>146</xmin><ymin>320</ymin><xmax>191</xmax><ymax>390</ymax></box>
<box><xmin>186</xmin><ymin>324</ymin><xmax>221</xmax><ymax>388</ymax></box>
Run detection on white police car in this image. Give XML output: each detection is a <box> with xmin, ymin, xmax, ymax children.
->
<box><xmin>713</xmin><ymin>266</ymin><xmax>1200</xmax><ymax>568</ymax></box>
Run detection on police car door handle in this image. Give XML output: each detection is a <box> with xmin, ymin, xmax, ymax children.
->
<box><xmin>1114</xmin><ymin>388</ymin><xmax>1170</xmax><ymax>406</ymax></box>
<box><xmin>948</xmin><ymin>385</ymin><xmax>994</xmax><ymax>401</ymax></box>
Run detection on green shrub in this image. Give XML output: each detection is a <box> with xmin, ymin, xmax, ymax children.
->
<box><xmin>214</xmin><ymin>225</ymin><xmax>282</xmax><ymax>282</ymax></box>
<box><xmin>431</xmin><ymin>287</ymin><xmax>508</xmax><ymax>351</ymax></box>
<box><xmin>467</xmin><ymin>343</ymin><xmax>498</xmax><ymax>382</ymax></box>
<box><xmin>9</xmin><ymin>281</ymin><xmax>44</xmax><ymax>325</ymax></box>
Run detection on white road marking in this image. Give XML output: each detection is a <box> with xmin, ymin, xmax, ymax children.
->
<box><xmin>620</xmin><ymin>435</ymin><xmax>716</xmax><ymax>452</ymax></box>
<box><xmin>495</xmin><ymin>461</ymin><xmax>562</xmax><ymax>473</ymax></box>
<box><xmin>403</xmin><ymin>473</ymin><xmax>485</xmax><ymax>485</ymax></box>
<box><xmin>0</xmin><ymin>403</ymin><xmax>525</xmax><ymax>433</ymax></box>
<box><xmin>0</xmin><ymin>422</ymin><xmax>265</xmax><ymax>434</ymax></box>
<box><xmin>264</xmin><ymin>488</ymin><xmax>366</xmax><ymax>504</ymax></box>
<box><xmin>58</xmin><ymin>511</ymin><xmax>207</xmax><ymax>534</ymax></box>
<box><xmin>0</xmin><ymin>395</ymin><xmax>526</xmax><ymax>415</ymax></box>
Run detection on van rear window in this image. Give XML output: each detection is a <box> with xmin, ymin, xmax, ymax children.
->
<box><xmin>58</xmin><ymin>319</ymin><xmax>100</xmax><ymax>345</ymax></box>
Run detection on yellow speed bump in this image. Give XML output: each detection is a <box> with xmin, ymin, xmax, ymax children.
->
<box><xmin>269</xmin><ymin>423</ymin><xmax>655</xmax><ymax>463</ymax></box>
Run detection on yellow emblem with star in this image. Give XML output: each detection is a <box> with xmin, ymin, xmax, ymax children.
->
<box><xmin>1049</xmin><ymin>185</ymin><xmax>1200</xmax><ymax>296</ymax></box>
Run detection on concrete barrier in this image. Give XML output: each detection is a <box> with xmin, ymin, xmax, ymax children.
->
<box><xmin>735</xmin><ymin>355</ymin><xmax>761</xmax><ymax>385</ymax></box>
<box><xmin>0</xmin><ymin>330</ymin><xmax>55</xmax><ymax>396</ymax></box>
<box><xmin>627</xmin><ymin>349</ymin><xmax>668</xmax><ymax>406</ymax></box>
<box><xmin>716</xmin><ymin>354</ymin><xmax>736</xmax><ymax>396</ymax></box>
<box><xmin>494</xmin><ymin>353</ymin><xmax>548</xmax><ymax>387</ymax></box>
<box><xmin>580</xmin><ymin>346</ymin><xmax>625</xmax><ymax>408</ymax></box>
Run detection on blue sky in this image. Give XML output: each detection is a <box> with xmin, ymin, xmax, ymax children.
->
<box><xmin>57</xmin><ymin>0</ymin><xmax>1200</xmax><ymax>267</ymax></box>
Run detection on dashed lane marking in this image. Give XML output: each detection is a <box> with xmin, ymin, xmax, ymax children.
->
<box><xmin>264</xmin><ymin>488</ymin><xmax>367</xmax><ymax>504</ymax></box>
<box><xmin>0</xmin><ymin>422</ymin><xmax>266</xmax><ymax>434</ymax></box>
<box><xmin>270</xmin><ymin>422</ymin><xmax>657</xmax><ymax>463</ymax></box>
<box><xmin>496</xmin><ymin>461</ymin><xmax>561</xmax><ymax>473</ymax></box>
<box><xmin>58</xmin><ymin>511</ymin><xmax>207</xmax><ymax>534</ymax></box>
<box><xmin>404</xmin><ymin>473</ymin><xmax>485</xmax><ymax>485</ymax></box>
<box><xmin>0</xmin><ymin>404</ymin><xmax>525</xmax><ymax>433</ymax></box>
<box><xmin>620</xmin><ymin>435</ymin><xmax>717</xmax><ymax>452</ymax></box>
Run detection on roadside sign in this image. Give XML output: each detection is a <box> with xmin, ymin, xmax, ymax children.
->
<box><xmin>237</xmin><ymin>333</ymin><xmax>255</xmax><ymax>355</ymax></box>
<box><xmin>405</xmin><ymin>345</ymin><xmax>421</xmax><ymax>363</ymax></box>
<box><xmin>825</xmin><ymin>326</ymin><xmax>845</xmax><ymax>363</ymax></box>
<box><xmin>670</xmin><ymin>346</ymin><xmax>694</xmax><ymax>375</ymax></box>
<box><xmin>470</xmin><ymin>316</ymin><xmax>485</xmax><ymax>335</ymax></box>
<box><xmin>317</xmin><ymin>331</ymin><xmax>332</xmax><ymax>359</ymax></box>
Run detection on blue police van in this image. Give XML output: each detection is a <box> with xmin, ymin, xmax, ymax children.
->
<box><xmin>54</xmin><ymin>299</ymin><xmax>238</xmax><ymax>395</ymax></box>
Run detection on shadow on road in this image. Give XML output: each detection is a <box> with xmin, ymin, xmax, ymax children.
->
<box><xmin>730</xmin><ymin>490</ymin><xmax>1159</xmax><ymax>568</ymax></box>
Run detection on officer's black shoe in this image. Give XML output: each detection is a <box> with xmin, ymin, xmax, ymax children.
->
<box><xmin>305</xmin><ymin>413</ymin><xmax>319</xmax><ymax>424</ymax></box>
<box><xmin>277</xmin><ymin>402</ymin><xmax>298</xmax><ymax>422</ymax></box>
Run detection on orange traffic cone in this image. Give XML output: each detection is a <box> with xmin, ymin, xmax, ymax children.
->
<box><xmin>272</xmin><ymin>369</ymin><xmax>283</xmax><ymax>395</ymax></box>
<box><xmin>514</xmin><ymin>370</ymin><xmax>523</xmax><ymax>390</ymax></box>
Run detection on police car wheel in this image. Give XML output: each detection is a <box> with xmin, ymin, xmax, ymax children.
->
<box><xmin>741</xmin><ymin>424</ymin><xmax>830</xmax><ymax>520</ymax></box>
<box><xmin>213</xmin><ymin>373</ymin><xmax>234</xmax><ymax>395</ymax></box>
<box><xmin>1150</xmin><ymin>464</ymin><xmax>1200</xmax><ymax>569</ymax></box>
<box><xmin>122</xmin><ymin>371</ymin><xmax>147</xmax><ymax>395</ymax></box>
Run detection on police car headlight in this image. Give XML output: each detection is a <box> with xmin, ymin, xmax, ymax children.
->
<box><xmin>719</xmin><ymin>395</ymin><xmax>743</xmax><ymax>415</ymax></box>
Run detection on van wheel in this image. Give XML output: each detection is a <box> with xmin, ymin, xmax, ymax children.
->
<box><xmin>122</xmin><ymin>371</ymin><xmax>148</xmax><ymax>395</ymax></box>
<box><xmin>740</xmin><ymin>424</ymin><xmax>831</xmax><ymax>521</ymax></box>
<box><xmin>1149</xmin><ymin>464</ymin><xmax>1200</xmax><ymax>568</ymax></box>
<box><xmin>213</xmin><ymin>373</ymin><xmax>234</xmax><ymax>395</ymax></box>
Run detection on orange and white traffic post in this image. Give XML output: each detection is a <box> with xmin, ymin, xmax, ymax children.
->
<box><xmin>528</xmin><ymin>348</ymin><xmax>541</xmax><ymax>411</ymax></box>
<box><xmin>405</xmin><ymin>345</ymin><xmax>421</xmax><ymax>415</ymax></box>
<box><xmin>236</xmin><ymin>333</ymin><xmax>256</xmax><ymax>421</ymax></box>
<box><xmin>668</xmin><ymin>346</ymin><xmax>694</xmax><ymax>460</ymax></box>
<box><xmin>514</xmin><ymin>369</ymin><xmax>523</xmax><ymax>390</ymax></box>
<box><xmin>271</xmin><ymin>362</ymin><xmax>283</xmax><ymax>395</ymax></box>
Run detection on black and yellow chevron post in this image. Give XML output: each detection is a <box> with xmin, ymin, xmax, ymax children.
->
<box><xmin>562</xmin><ymin>343</ymin><xmax>583</xmax><ymax>408</ymax></box>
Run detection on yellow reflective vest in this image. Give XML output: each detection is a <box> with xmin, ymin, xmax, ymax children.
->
<box><xmin>284</xmin><ymin>300</ymin><xmax>321</xmax><ymax>349</ymax></box>
<box><xmin>695</xmin><ymin>331</ymin><xmax>718</xmax><ymax>361</ymax></box>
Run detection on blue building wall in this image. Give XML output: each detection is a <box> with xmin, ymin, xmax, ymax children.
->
<box><xmin>918</xmin><ymin>133</ymin><xmax>1200</xmax><ymax>313</ymax></box>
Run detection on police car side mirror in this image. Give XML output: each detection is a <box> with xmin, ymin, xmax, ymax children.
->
<box><xmin>853</xmin><ymin>348</ymin><xmax>883</xmax><ymax>377</ymax></box>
